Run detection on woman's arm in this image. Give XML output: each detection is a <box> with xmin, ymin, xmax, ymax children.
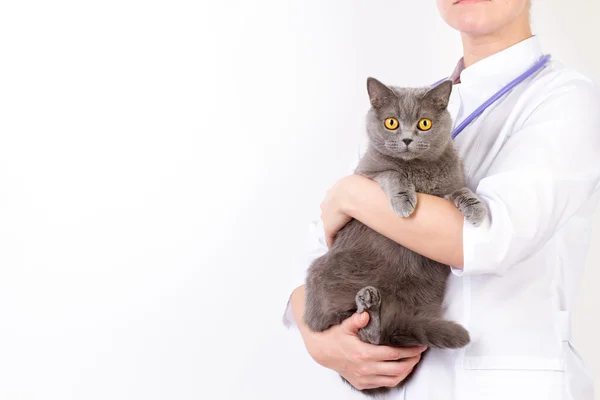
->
<box><xmin>321</xmin><ymin>79</ymin><xmax>600</xmax><ymax>276</ymax></box>
<box><xmin>322</xmin><ymin>174</ymin><xmax>465</xmax><ymax>268</ymax></box>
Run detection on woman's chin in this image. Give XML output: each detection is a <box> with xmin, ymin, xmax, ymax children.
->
<box><xmin>455</xmin><ymin>19</ymin><xmax>497</xmax><ymax>35</ymax></box>
<box><xmin>447</xmin><ymin>12</ymin><xmax>500</xmax><ymax>35</ymax></box>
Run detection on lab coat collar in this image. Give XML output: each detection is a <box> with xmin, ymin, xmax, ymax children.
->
<box><xmin>449</xmin><ymin>36</ymin><xmax>544</xmax><ymax>90</ymax></box>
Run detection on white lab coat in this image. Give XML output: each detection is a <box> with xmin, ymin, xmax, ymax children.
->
<box><xmin>283</xmin><ymin>36</ymin><xmax>600</xmax><ymax>400</ymax></box>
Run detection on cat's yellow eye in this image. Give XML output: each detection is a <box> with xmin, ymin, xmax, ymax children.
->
<box><xmin>384</xmin><ymin>117</ymin><xmax>399</xmax><ymax>130</ymax></box>
<box><xmin>418</xmin><ymin>118</ymin><xmax>433</xmax><ymax>131</ymax></box>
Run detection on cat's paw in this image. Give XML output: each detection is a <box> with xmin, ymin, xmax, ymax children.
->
<box><xmin>355</xmin><ymin>286</ymin><xmax>381</xmax><ymax>313</ymax></box>
<box><xmin>390</xmin><ymin>188</ymin><xmax>417</xmax><ymax>217</ymax></box>
<box><xmin>463</xmin><ymin>201</ymin><xmax>487</xmax><ymax>227</ymax></box>
<box><xmin>446</xmin><ymin>188</ymin><xmax>487</xmax><ymax>227</ymax></box>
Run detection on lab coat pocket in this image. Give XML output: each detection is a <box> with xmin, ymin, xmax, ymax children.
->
<box><xmin>461</xmin><ymin>336</ymin><xmax>566</xmax><ymax>400</ymax></box>
<box><xmin>460</xmin><ymin>366</ymin><xmax>566</xmax><ymax>400</ymax></box>
<box><xmin>461</xmin><ymin>355</ymin><xmax>566</xmax><ymax>400</ymax></box>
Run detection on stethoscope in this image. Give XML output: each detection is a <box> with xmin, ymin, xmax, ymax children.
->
<box><xmin>433</xmin><ymin>54</ymin><xmax>552</xmax><ymax>140</ymax></box>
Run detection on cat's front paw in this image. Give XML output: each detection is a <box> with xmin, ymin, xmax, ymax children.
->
<box><xmin>446</xmin><ymin>188</ymin><xmax>487</xmax><ymax>227</ymax></box>
<box><xmin>390</xmin><ymin>188</ymin><xmax>417</xmax><ymax>217</ymax></box>
<box><xmin>463</xmin><ymin>201</ymin><xmax>487</xmax><ymax>227</ymax></box>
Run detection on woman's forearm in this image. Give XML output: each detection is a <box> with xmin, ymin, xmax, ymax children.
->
<box><xmin>344</xmin><ymin>178</ymin><xmax>465</xmax><ymax>268</ymax></box>
<box><xmin>290</xmin><ymin>285</ymin><xmax>314</xmax><ymax>338</ymax></box>
<box><xmin>290</xmin><ymin>286</ymin><xmax>306</xmax><ymax>326</ymax></box>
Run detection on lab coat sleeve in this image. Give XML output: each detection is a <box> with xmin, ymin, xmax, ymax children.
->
<box><xmin>282</xmin><ymin>139</ymin><xmax>366</xmax><ymax>328</ymax></box>
<box><xmin>281</xmin><ymin>213</ymin><xmax>329</xmax><ymax>328</ymax></box>
<box><xmin>452</xmin><ymin>81</ymin><xmax>600</xmax><ymax>276</ymax></box>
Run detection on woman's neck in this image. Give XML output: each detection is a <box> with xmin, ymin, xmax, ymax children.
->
<box><xmin>461</xmin><ymin>14</ymin><xmax>533</xmax><ymax>68</ymax></box>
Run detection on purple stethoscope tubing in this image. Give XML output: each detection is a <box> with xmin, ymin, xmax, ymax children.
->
<box><xmin>433</xmin><ymin>54</ymin><xmax>552</xmax><ymax>140</ymax></box>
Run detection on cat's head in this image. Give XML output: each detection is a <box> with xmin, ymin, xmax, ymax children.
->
<box><xmin>365</xmin><ymin>78</ymin><xmax>453</xmax><ymax>161</ymax></box>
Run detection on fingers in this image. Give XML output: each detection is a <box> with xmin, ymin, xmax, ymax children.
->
<box><xmin>345</xmin><ymin>356</ymin><xmax>421</xmax><ymax>391</ymax></box>
<box><xmin>324</xmin><ymin>220</ymin><xmax>334</xmax><ymax>248</ymax></box>
<box><xmin>371</xmin><ymin>354</ymin><xmax>422</xmax><ymax>376</ymax></box>
<box><xmin>363</xmin><ymin>375</ymin><xmax>405</xmax><ymax>389</ymax></box>
<box><xmin>341</xmin><ymin>314</ymin><xmax>426</xmax><ymax>361</ymax></box>
<box><xmin>350</xmin><ymin>355</ymin><xmax>421</xmax><ymax>383</ymax></box>
<box><xmin>319</xmin><ymin>209</ymin><xmax>332</xmax><ymax>248</ymax></box>
<box><xmin>319</xmin><ymin>206</ymin><xmax>333</xmax><ymax>248</ymax></box>
<box><xmin>341</xmin><ymin>312</ymin><xmax>370</xmax><ymax>333</ymax></box>
<box><xmin>367</xmin><ymin>343</ymin><xmax>427</xmax><ymax>361</ymax></box>
<box><xmin>345</xmin><ymin>374</ymin><xmax>407</xmax><ymax>391</ymax></box>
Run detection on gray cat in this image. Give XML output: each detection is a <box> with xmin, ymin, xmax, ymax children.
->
<box><xmin>303</xmin><ymin>78</ymin><xmax>487</xmax><ymax>397</ymax></box>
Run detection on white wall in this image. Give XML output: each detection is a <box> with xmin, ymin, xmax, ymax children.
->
<box><xmin>0</xmin><ymin>1</ymin><xmax>598</xmax><ymax>399</ymax></box>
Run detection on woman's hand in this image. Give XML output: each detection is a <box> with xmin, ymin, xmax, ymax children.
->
<box><xmin>302</xmin><ymin>312</ymin><xmax>425</xmax><ymax>390</ymax></box>
<box><xmin>320</xmin><ymin>174</ymin><xmax>370</xmax><ymax>248</ymax></box>
<box><xmin>291</xmin><ymin>286</ymin><xmax>426</xmax><ymax>391</ymax></box>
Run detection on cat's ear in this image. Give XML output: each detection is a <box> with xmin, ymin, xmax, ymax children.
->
<box><xmin>367</xmin><ymin>77</ymin><xmax>395</xmax><ymax>108</ymax></box>
<box><xmin>422</xmin><ymin>80</ymin><xmax>453</xmax><ymax>110</ymax></box>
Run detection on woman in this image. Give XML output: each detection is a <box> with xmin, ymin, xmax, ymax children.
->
<box><xmin>283</xmin><ymin>0</ymin><xmax>600</xmax><ymax>399</ymax></box>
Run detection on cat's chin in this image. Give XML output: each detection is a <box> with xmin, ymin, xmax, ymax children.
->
<box><xmin>397</xmin><ymin>151</ymin><xmax>421</xmax><ymax>161</ymax></box>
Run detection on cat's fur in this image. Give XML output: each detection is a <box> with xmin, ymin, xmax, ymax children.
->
<box><xmin>304</xmin><ymin>78</ymin><xmax>487</xmax><ymax>397</ymax></box>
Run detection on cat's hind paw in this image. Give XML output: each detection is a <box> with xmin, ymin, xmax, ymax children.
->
<box><xmin>355</xmin><ymin>286</ymin><xmax>381</xmax><ymax>313</ymax></box>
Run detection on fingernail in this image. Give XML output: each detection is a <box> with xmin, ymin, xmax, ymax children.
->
<box><xmin>419</xmin><ymin>345</ymin><xmax>428</xmax><ymax>351</ymax></box>
<box><xmin>360</xmin><ymin>312</ymin><xmax>367</xmax><ymax>321</ymax></box>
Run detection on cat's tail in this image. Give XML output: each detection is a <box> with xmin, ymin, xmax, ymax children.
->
<box><xmin>381</xmin><ymin>314</ymin><xmax>470</xmax><ymax>349</ymax></box>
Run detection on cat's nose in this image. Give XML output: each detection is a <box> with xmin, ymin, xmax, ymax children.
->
<box><xmin>402</xmin><ymin>139</ymin><xmax>413</xmax><ymax>146</ymax></box>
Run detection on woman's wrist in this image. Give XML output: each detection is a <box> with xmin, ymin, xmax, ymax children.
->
<box><xmin>339</xmin><ymin>174</ymin><xmax>374</xmax><ymax>218</ymax></box>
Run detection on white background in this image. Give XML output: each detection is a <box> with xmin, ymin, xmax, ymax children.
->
<box><xmin>0</xmin><ymin>1</ymin><xmax>599</xmax><ymax>399</ymax></box>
